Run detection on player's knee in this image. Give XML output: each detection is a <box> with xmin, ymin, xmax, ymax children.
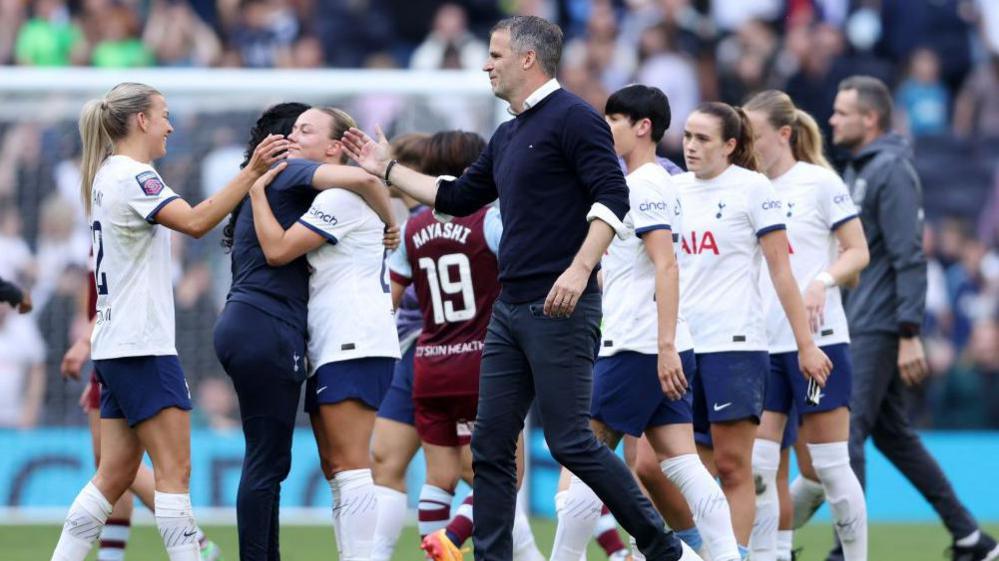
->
<box><xmin>634</xmin><ymin>451</ymin><xmax>663</xmax><ymax>487</ymax></box>
<box><xmin>714</xmin><ymin>451</ymin><xmax>750</xmax><ymax>487</ymax></box>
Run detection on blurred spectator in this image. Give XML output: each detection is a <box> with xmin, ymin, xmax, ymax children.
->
<box><xmin>13</xmin><ymin>0</ymin><xmax>83</xmax><ymax>66</ymax></box>
<box><xmin>143</xmin><ymin>0</ymin><xmax>222</xmax><ymax>67</ymax></box>
<box><xmin>711</xmin><ymin>0</ymin><xmax>781</xmax><ymax>33</ymax></box>
<box><xmin>635</xmin><ymin>22</ymin><xmax>699</xmax><ymax>151</ymax></box>
<box><xmin>90</xmin><ymin>4</ymin><xmax>154</xmax><ymax>67</ymax></box>
<box><xmin>715</xmin><ymin>19</ymin><xmax>778</xmax><ymax>105</ymax></box>
<box><xmin>290</xmin><ymin>35</ymin><xmax>325</xmax><ymax>68</ymax></box>
<box><xmin>192</xmin><ymin>377</ymin><xmax>240</xmax><ymax>431</ymax></box>
<box><xmin>0</xmin><ymin>306</ymin><xmax>45</xmax><ymax>429</ymax></box>
<box><xmin>945</xmin><ymin>238</ymin><xmax>992</xmax><ymax>350</ymax></box>
<box><xmin>953</xmin><ymin>52</ymin><xmax>999</xmax><ymax>139</ymax></box>
<box><xmin>410</xmin><ymin>3</ymin><xmax>487</xmax><ymax>70</ymax></box>
<box><xmin>933</xmin><ymin>318</ymin><xmax>999</xmax><ymax>428</ymax></box>
<box><xmin>0</xmin><ymin>0</ymin><xmax>25</xmax><ymax>64</ymax></box>
<box><xmin>784</xmin><ymin>23</ymin><xmax>847</xmax><ymax>139</ymax></box>
<box><xmin>228</xmin><ymin>0</ymin><xmax>298</xmax><ymax>68</ymax></box>
<box><xmin>313</xmin><ymin>0</ymin><xmax>394</xmax><ymax>68</ymax></box>
<box><xmin>34</xmin><ymin>196</ymin><xmax>88</xmax><ymax>311</ymax></box>
<box><xmin>878</xmin><ymin>0</ymin><xmax>973</xmax><ymax>93</ymax></box>
<box><xmin>896</xmin><ymin>47</ymin><xmax>951</xmax><ymax>137</ymax></box>
<box><xmin>561</xmin><ymin>0</ymin><xmax>636</xmax><ymax>93</ymax></box>
<box><xmin>0</xmin><ymin>210</ymin><xmax>35</xmax><ymax>286</ymax></box>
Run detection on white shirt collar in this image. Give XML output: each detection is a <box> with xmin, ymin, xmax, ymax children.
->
<box><xmin>508</xmin><ymin>78</ymin><xmax>561</xmax><ymax>115</ymax></box>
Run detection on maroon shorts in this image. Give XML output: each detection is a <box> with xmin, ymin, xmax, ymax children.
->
<box><xmin>83</xmin><ymin>370</ymin><xmax>101</xmax><ymax>412</ymax></box>
<box><xmin>413</xmin><ymin>394</ymin><xmax>479</xmax><ymax>447</ymax></box>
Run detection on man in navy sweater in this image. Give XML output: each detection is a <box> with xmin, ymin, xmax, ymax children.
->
<box><xmin>343</xmin><ymin>15</ymin><xmax>690</xmax><ymax>561</ymax></box>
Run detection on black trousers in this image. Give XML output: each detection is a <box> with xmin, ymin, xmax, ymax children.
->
<box><xmin>470</xmin><ymin>294</ymin><xmax>682</xmax><ymax>561</ymax></box>
<box><xmin>828</xmin><ymin>333</ymin><xmax>978</xmax><ymax>560</ymax></box>
<box><xmin>214</xmin><ymin>302</ymin><xmax>306</xmax><ymax>561</ymax></box>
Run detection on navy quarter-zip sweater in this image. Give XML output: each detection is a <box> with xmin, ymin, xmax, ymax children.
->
<box><xmin>434</xmin><ymin>87</ymin><xmax>630</xmax><ymax>304</ymax></box>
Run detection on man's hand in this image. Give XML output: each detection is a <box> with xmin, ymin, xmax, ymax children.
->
<box><xmin>657</xmin><ymin>344</ymin><xmax>687</xmax><ymax>401</ymax></box>
<box><xmin>17</xmin><ymin>290</ymin><xmax>32</xmax><ymax>314</ymax></box>
<box><xmin>803</xmin><ymin>280</ymin><xmax>826</xmax><ymax>333</ymax></box>
<box><xmin>383</xmin><ymin>225</ymin><xmax>401</xmax><ymax>250</ymax></box>
<box><xmin>246</xmin><ymin>134</ymin><xmax>292</xmax><ymax>176</ymax></box>
<box><xmin>798</xmin><ymin>343</ymin><xmax>832</xmax><ymax>387</ymax></box>
<box><xmin>544</xmin><ymin>263</ymin><xmax>590</xmax><ymax>317</ymax></box>
<box><xmin>898</xmin><ymin>337</ymin><xmax>928</xmax><ymax>386</ymax></box>
<box><xmin>61</xmin><ymin>337</ymin><xmax>91</xmax><ymax>380</ymax></box>
<box><xmin>342</xmin><ymin>125</ymin><xmax>392</xmax><ymax>178</ymax></box>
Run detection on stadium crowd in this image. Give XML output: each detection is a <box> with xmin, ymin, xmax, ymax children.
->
<box><xmin>0</xmin><ymin>0</ymin><xmax>997</xmax><ymax>430</ymax></box>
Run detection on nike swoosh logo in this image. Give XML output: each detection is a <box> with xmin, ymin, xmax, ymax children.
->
<box><xmin>316</xmin><ymin>386</ymin><xmax>327</xmax><ymax>395</ymax></box>
<box><xmin>713</xmin><ymin>402</ymin><xmax>733</xmax><ymax>411</ymax></box>
<box><xmin>183</xmin><ymin>530</ymin><xmax>197</xmax><ymax>537</ymax></box>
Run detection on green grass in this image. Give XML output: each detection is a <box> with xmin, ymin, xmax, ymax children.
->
<box><xmin>7</xmin><ymin>521</ymin><xmax>997</xmax><ymax>560</ymax></box>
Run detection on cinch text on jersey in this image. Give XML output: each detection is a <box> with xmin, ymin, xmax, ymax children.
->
<box><xmin>761</xmin><ymin>200</ymin><xmax>783</xmax><ymax>210</ymax></box>
<box><xmin>638</xmin><ymin>200</ymin><xmax>669</xmax><ymax>212</ymax></box>
<box><xmin>412</xmin><ymin>221</ymin><xmax>472</xmax><ymax>249</ymax></box>
<box><xmin>308</xmin><ymin>207</ymin><xmax>338</xmax><ymax>225</ymax></box>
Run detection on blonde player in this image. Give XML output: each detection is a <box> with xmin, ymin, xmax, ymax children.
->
<box><xmin>247</xmin><ymin>106</ymin><xmax>399</xmax><ymax>561</ymax></box>
<box><xmin>675</xmin><ymin>101</ymin><xmax>832</xmax><ymax>558</ymax></box>
<box><xmin>744</xmin><ymin>91</ymin><xmax>869</xmax><ymax>561</ymax></box>
<box><xmin>49</xmin><ymin>82</ymin><xmax>288</xmax><ymax>561</ymax></box>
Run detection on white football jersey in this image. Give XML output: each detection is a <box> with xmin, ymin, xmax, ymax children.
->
<box><xmin>600</xmin><ymin>163</ymin><xmax>694</xmax><ymax>356</ymax></box>
<box><xmin>676</xmin><ymin>165</ymin><xmax>786</xmax><ymax>353</ymax></box>
<box><xmin>761</xmin><ymin>162</ymin><xmax>858</xmax><ymax>352</ymax></box>
<box><xmin>89</xmin><ymin>155</ymin><xmax>179</xmax><ymax>360</ymax></box>
<box><xmin>300</xmin><ymin>189</ymin><xmax>400</xmax><ymax>370</ymax></box>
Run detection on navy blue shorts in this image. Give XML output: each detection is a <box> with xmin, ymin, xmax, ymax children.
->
<box><xmin>766</xmin><ymin>343</ymin><xmax>852</xmax><ymax>416</ymax></box>
<box><xmin>376</xmin><ymin>344</ymin><xmax>416</xmax><ymax>425</ymax></box>
<box><xmin>691</xmin><ymin>351</ymin><xmax>769</xmax><ymax>436</ymax></box>
<box><xmin>94</xmin><ymin>355</ymin><xmax>191</xmax><ymax>427</ymax></box>
<box><xmin>591</xmin><ymin>350</ymin><xmax>695</xmax><ymax>436</ymax></box>
<box><xmin>304</xmin><ymin>356</ymin><xmax>395</xmax><ymax>414</ymax></box>
<box><xmin>698</xmin><ymin>392</ymin><xmax>799</xmax><ymax>450</ymax></box>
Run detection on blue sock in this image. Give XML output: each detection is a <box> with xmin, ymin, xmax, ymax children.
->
<box><xmin>675</xmin><ymin>527</ymin><xmax>703</xmax><ymax>551</ymax></box>
<box><xmin>739</xmin><ymin>544</ymin><xmax>750</xmax><ymax>560</ymax></box>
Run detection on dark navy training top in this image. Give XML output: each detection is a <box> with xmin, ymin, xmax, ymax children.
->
<box><xmin>227</xmin><ymin>158</ymin><xmax>320</xmax><ymax>334</ymax></box>
<box><xmin>435</xmin><ymin>87</ymin><xmax>629</xmax><ymax>303</ymax></box>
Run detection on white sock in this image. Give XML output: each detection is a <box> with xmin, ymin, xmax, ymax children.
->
<box><xmin>97</xmin><ymin>518</ymin><xmax>130</xmax><ymax>561</ymax></box>
<box><xmin>661</xmin><ymin>454</ymin><xmax>739</xmax><ymax>561</ymax></box>
<box><xmin>776</xmin><ymin>530</ymin><xmax>793</xmax><ymax>561</ymax></box>
<box><xmin>154</xmin><ymin>492</ymin><xmax>200</xmax><ymax>561</ymax></box>
<box><xmin>957</xmin><ymin>530</ymin><xmax>982</xmax><ymax>548</ymax></box>
<box><xmin>550</xmin><ymin>476</ymin><xmax>602</xmax><ymax>561</ymax></box>
<box><xmin>630</xmin><ymin>535</ymin><xmax>645</xmax><ymax>561</ymax></box>
<box><xmin>372</xmin><ymin>485</ymin><xmax>408</xmax><ymax>561</ymax></box>
<box><xmin>750</xmin><ymin>439</ymin><xmax>781</xmax><ymax>561</ymax></box>
<box><xmin>808</xmin><ymin>442</ymin><xmax>867</xmax><ymax>561</ymax></box>
<box><xmin>514</xmin><ymin>494</ymin><xmax>545</xmax><ymax>561</ymax></box>
<box><xmin>330</xmin><ymin>469</ymin><xmax>378</xmax><ymax>561</ymax></box>
<box><xmin>418</xmin><ymin>484</ymin><xmax>453</xmax><ymax>537</ymax></box>
<box><xmin>51</xmin><ymin>482</ymin><xmax>112</xmax><ymax>561</ymax></box>
<box><xmin>789</xmin><ymin>475</ymin><xmax>825</xmax><ymax>529</ymax></box>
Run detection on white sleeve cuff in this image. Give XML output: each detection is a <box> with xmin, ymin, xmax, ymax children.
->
<box><xmin>587</xmin><ymin>202</ymin><xmax>628</xmax><ymax>240</ymax></box>
<box><xmin>432</xmin><ymin>174</ymin><xmax>458</xmax><ymax>223</ymax></box>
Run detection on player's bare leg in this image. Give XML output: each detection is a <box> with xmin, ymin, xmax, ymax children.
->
<box><xmin>371</xmin><ymin>417</ymin><xmax>421</xmax><ymax>561</ymax></box>
<box><xmin>800</xmin><ymin>408</ymin><xmax>867</xmax><ymax>560</ymax></box>
<box><xmin>311</xmin><ymin>400</ymin><xmax>379</xmax><ymax>561</ymax></box>
<box><xmin>751</xmin><ymin>411</ymin><xmax>786</xmax><ymax>561</ymax></box>
<box><xmin>646</xmin><ymin>425</ymin><xmax>738</xmax><ymax>561</ymax></box>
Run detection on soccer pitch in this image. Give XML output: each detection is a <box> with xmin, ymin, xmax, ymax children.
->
<box><xmin>8</xmin><ymin>521</ymin><xmax>998</xmax><ymax>561</ymax></box>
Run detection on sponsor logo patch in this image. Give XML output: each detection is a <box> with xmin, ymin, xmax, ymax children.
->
<box><xmin>135</xmin><ymin>171</ymin><xmax>165</xmax><ymax>196</ymax></box>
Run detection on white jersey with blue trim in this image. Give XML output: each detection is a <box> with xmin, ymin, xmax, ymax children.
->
<box><xmin>762</xmin><ymin>161</ymin><xmax>858</xmax><ymax>352</ymax></box>
<box><xmin>600</xmin><ymin>162</ymin><xmax>694</xmax><ymax>357</ymax></box>
<box><xmin>89</xmin><ymin>155</ymin><xmax>180</xmax><ymax>360</ymax></box>
<box><xmin>298</xmin><ymin>188</ymin><xmax>400</xmax><ymax>370</ymax></box>
<box><xmin>676</xmin><ymin>164</ymin><xmax>786</xmax><ymax>353</ymax></box>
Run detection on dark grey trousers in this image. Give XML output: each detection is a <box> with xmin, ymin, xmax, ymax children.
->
<box><xmin>829</xmin><ymin>332</ymin><xmax>978</xmax><ymax>559</ymax></box>
<box><xmin>470</xmin><ymin>294</ymin><xmax>681</xmax><ymax>561</ymax></box>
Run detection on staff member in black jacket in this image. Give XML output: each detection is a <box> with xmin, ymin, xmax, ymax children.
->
<box><xmin>343</xmin><ymin>15</ymin><xmax>691</xmax><ymax>561</ymax></box>
<box><xmin>827</xmin><ymin>75</ymin><xmax>997</xmax><ymax>561</ymax></box>
<box><xmin>0</xmin><ymin>276</ymin><xmax>31</xmax><ymax>313</ymax></box>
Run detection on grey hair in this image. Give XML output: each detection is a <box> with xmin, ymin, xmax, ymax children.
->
<box><xmin>838</xmin><ymin>75</ymin><xmax>893</xmax><ymax>132</ymax></box>
<box><xmin>491</xmin><ymin>16</ymin><xmax>563</xmax><ymax>78</ymax></box>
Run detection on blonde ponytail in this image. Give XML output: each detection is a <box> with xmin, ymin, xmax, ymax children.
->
<box><xmin>791</xmin><ymin>109</ymin><xmax>832</xmax><ymax>169</ymax></box>
<box><xmin>745</xmin><ymin>89</ymin><xmax>832</xmax><ymax>170</ymax></box>
<box><xmin>78</xmin><ymin>82</ymin><xmax>161</xmax><ymax>216</ymax></box>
